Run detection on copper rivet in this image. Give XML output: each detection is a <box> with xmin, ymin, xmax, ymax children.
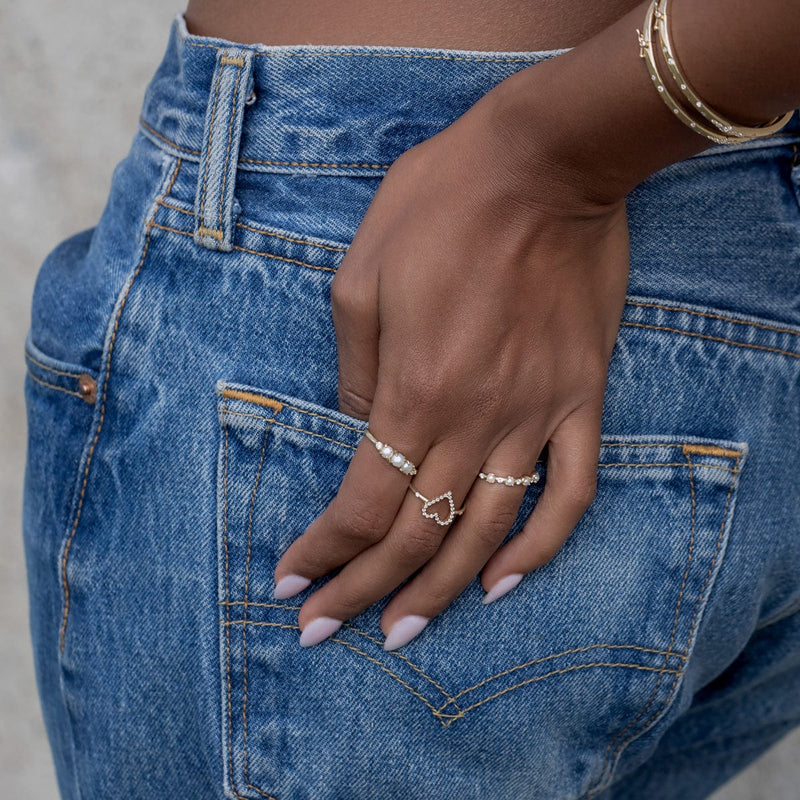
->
<box><xmin>77</xmin><ymin>373</ymin><xmax>97</xmax><ymax>404</ymax></box>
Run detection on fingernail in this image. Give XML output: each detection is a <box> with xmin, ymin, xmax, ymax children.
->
<box><xmin>383</xmin><ymin>615</ymin><xmax>430</xmax><ymax>651</ymax></box>
<box><xmin>482</xmin><ymin>573</ymin><xmax>524</xmax><ymax>605</ymax></box>
<box><xmin>273</xmin><ymin>573</ymin><xmax>311</xmax><ymax>600</ymax></box>
<box><xmin>299</xmin><ymin>616</ymin><xmax>342</xmax><ymax>647</ymax></box>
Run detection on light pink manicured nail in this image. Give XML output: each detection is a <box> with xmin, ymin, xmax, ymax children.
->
<box><xmin>273</xmin><ymin>573</ymin><xmax>311</xmax><ymax>600</ymax></box>
<box><xmin>299</xmin><ymin>616</ymin><xmax>342</xmax><ymax>647</ymax></box>
<box><xmin>482</xmin><ymin>573</ymin><xmax>524</xmax><ymax>605</ymax></box>
<box><xmin>383</xmin><ymin>615</ymin><xmax>430</xmax><ymax>651</ymax></box>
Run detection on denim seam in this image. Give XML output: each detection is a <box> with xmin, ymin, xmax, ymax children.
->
<box><xmin>58</xmin><ymin>157</ymin><xmax>184</xmax><ymax>653</ymax></box>
<box><xmin>222</xmin><ymin>410</ymin><xmax>359</xmax><ymax>451</ymax></box>
<box><xmin>221</xmin><ymin>424</ymin><xmax>244</xmax><ymax>799</ymax></box>
<box><xmin>223</xmin><ymin>603</ymin><xmax>456</xmax><ymax>699</ymax></box>
<box><xmin>582</xmin><ymin>446</ymin><xmax>698</xmax><ymax>799</ymax></box>
<box><xmin>219</xmin><ymin>389</ymin><xmax>743</xmax><ymax>450</ymax></box>
<box><xmin>222</xmin><ymin>601</ymin><xmax>683</xmax><ymax>696</ymax></box>
<box><xmin>140</xmin><ymin>117</ymin><xmax>392</xmax><ymax>170</ymax></box>
<box><xmin>235</xmin><ymin>221</ymin><xmax>348</xmax><ymax>251</ymax></box>
<box><xmin>140</xmin><ymin>118</ymin><xmax>202</xmax><ymax>156</ymax></box>
<box><xmin>626</xmin><ymin>299</ymin><xmax>800</xmax><ymax>338</ymax></box>
<box><xmin>224</xmin><ymin>617</ymin><xmax>683</xmax><ymax>728</ymax></box>
<box><xmin>158</xmin><ymin>200</ymin><xmax>349</xmax><ymax>252</ymax></box>
<box><xmin>435</xmin><ymin>663</ymin><xmax>682</xmax><ymax>725</ymax></box>
<box><xmin>139</xmin><ymin>115</ymin><xmax>799</xmax><ymax>171</ymax></box>
<box><xmin>242</xmin><ymin>410</ymin><xmax>278</xmax><ymax>791</ymax></box>
<box><xmin>24</xmin><ymin>351</ymin><xmax>94</xmax><ymax>379</ymax></box>
<box><xmin>435</xmin><ymin>642</ymin><xmax>686</xmax><ymax>714</ymax></box>
<box><xmin>25</xmin><ymin>370</ymin><xmax>84</xmax><ymax>399</ymax></box>
<box><xmin>222</xmin><ymin>409</ymin><xmax>741</xmax><ymax>472</ymax></box>
<box><xmin>151</xmin><ymin>223</ymin><xmax>337</xmax><ymax>273</ymax></box>
<box><xmin>220</xmin><ymin>395</ymin><xmax>362</xmax><ymax>430</ymax></box>
<box><xmin>146</xmin><ymin>222</ymin><xmax>800</xmax><ymax>358</ymax></box>
<box><xmin>582</xmin><ymin>447</ymin><xmax>742</xmax><ymax>799</ymax></box>
<box><xmin>619</xmin><ymin>321</ymin><xmax>800</xmax><ymax>360</ymax></box>
<box><xmin>220</xmin><ymin>389</ymin><xmax>364</xmax><ymax>433</ymax></box>
<box><xmin>241</xmin><ymin>156</ymin><xmax>390</xmax><ymax>169</ymax></box>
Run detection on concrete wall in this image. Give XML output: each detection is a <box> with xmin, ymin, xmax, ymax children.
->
<box><xmin>1</xmin><ymin>2</ymin><xmax>797</xmax><ymax>796</ymax></box>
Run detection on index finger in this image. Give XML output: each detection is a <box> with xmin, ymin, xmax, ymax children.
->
<box><xmin>271</xmin><ymin>417</ymin><xmax>428</xmax><ymax>598</ymax></box>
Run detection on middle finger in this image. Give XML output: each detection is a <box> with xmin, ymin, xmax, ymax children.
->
<box><xmin>296</xmin><ymin>436</ymin><xmax>485</xmax><ymax>646</ymax></box>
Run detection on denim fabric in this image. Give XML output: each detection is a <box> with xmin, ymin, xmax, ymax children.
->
<box><xmin>22</xmin><ymin>14</ymin><xmax>800</xmax><ymax>800</ymax></box>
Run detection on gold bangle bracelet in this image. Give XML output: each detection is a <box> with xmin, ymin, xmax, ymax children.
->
<box><xmin>636</xmin><ymin>1</ymin><xmax>736</xmax><ymax>145</ymax></box>
<box><xmin>653</xmin><ymin>0</ymin><xmax>793</xmax><ymax>141</ymax></box>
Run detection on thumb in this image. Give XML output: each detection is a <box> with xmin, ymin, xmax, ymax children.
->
<box><xmin>330</xmin><ymin>255</ymin><xmax>379</xmax><ymax>421</ymax></box>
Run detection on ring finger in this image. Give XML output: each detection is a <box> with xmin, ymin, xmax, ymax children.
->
<box><xmin>378</xmin><ymin>431</ymin><xmax>545</xmax><ymax>649</ymax></box>
<box><xmin>295</xmin><ymin>436</ymin><xmax>486</xmax><ymax>646</ymax></box>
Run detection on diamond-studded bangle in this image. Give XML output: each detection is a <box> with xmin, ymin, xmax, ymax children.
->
<box><xmin>651</xmin><ymin>0</ymin><xmax>793</xmax><ymax>141</ymax></box>
<box><xmin>479</xmin><ymin>469</ymin><xmax>540</xmax><ymax>487</ymax></box>
<box><xmin>636</xmin><ymin>1</ymin><xmax>732</xmax><ymax>144</ymax></box>
<box><xmin>636</xmin><ymin>0</ymin><xmax>793</xmax><ymax>145</ymax></box>
<box><xmin>364</xmin><ymin>429</ymin><xmax>418</xmax><ymax>475</ymax></box>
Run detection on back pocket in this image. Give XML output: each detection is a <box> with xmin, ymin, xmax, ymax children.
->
<box><xmin>214</xmin><ymin>379</ymin><xmax>747</xmax><ymax>800</ymax></box>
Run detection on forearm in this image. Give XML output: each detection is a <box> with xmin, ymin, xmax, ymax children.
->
<box><xmin>492</xmin><ymin>0</ymin><xmax>800</xmax><ymax>205</ymax></box>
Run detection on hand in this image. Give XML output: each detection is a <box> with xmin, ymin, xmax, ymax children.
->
<box><xmin>271</xmin><ymin>67</ymin><xmax>632</xmax><ymax>650</ymax></box>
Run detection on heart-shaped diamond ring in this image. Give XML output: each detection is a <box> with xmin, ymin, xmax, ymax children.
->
<box><xmin>408</xmin><ymin>486</ymin><xmax>465</xmax><ymax>527</ymax></box>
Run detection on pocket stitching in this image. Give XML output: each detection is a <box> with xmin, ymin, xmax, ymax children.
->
<box><xmin>26</xmin><ymin>370</ymin><xmax>85</xmax><ymax>400</ymax></box>
<box><xmin>24</xmin><ymin>350</ymin><xmax>92</xmax><ymax>379</ymax></box>
<box><xmin>620</xmin><ymin>321</ymin><xmax>800</xmax><ymax>361</ymax></box>
<box><xmin>222</xmin><ymin>409</ymin><xmax>358</xmax><ymax>451</ymax></box>
<box><xmin>582</xmin><ymin>447</ymin><xmax>742</xmax><ymax>799</ymax></box>
<box><xmin>242</xmin><ymin>409</ymin><xmax>279</xmax><ymax>793</ymax></box>
<box><xmin>219</xmin><ymin>387</ymin><xmax>745</xmax><ymax>798</ymax></box>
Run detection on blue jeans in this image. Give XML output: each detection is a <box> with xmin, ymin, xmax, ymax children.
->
<box><xmin>22</xmin><ymin>15</ymin><xmax>800</xmax><ymax>800</ymax></box>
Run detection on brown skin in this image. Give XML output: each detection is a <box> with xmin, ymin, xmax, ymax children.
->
<box><xmin>185</xmin><ymin>0</ymin><xmax>800</xmax><ymax>646</ymax></box>
<box><xmin>184</xmin><ymin>0</ymin><xmax>641</xmax><ymax>51</ymax></box>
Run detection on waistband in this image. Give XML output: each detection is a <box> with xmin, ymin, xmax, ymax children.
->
<box><xmin>138</xmin><ymin>15</ymin><xmax>800</xmax><ymax>251</ymax></box>
<box><xmin>141</xmin><ymin>14</ymin><xmax>800</xmax><ymax>179</ymax></box>
<box><xmin>139</xmin><ymin>15</ymin><xmax>579</xmax><ymax>179</ymax></box>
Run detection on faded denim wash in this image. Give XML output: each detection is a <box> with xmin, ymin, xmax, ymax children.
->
<box><xmin>22</xmin><ymin>14</ymin><xmax>800</xmax><ymax>800</ymax></box>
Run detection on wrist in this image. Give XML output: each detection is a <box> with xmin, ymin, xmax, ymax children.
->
<box><xmin>486</xmin><ymin>1</ymin><xmax>716</xmax><ymax>207</ymax></box>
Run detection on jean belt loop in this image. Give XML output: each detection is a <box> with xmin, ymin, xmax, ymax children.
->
<box><xmin>193</xmin><ymin>47</ymin><xmax>254</xmax><ymax>252</ymax></box>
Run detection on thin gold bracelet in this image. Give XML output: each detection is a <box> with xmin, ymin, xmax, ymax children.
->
<box><xmin>652</xmin><ymin>0</ymin><xmax>793</xmax><ymax>141</ymax></box>
<box><xmin>636</xmin><ymin>1</ymin><xmax>733</xmax><ymax>145</ymax></box>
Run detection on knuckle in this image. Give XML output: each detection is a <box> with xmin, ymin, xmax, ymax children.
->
<box><xmin>330</xmin><ymin>269</ymin><xmax>370</xmax><ymax>316</ymax></box>
<box><xmin>419</xmin><ymin>580</ymin><xmax>460</xmax><ymax>611</ymax></box>
<box><xmin>390</xmin><ymin>526</ymin><xmax>442</xmax><ymax>563</ymax></box>
<box><xmin>330</xmin><ymin>499</ymin><xmax>387</xmax><ymax>547</ymax></box>
<box><xmin>393</xmin><ymin>375</ymin><xmax>446</xmax><ymax>424</ymax></box>
<box><xmin>331</xmin><ymin>581</ymin><xmax>373</xmax><ymax>614</ymax></box>
<box><xmin>472</xmin><ymin>504</ymin><xmax>519</xmax><ymax>548</ymax></box>
<box><xmin>562</xmin><ymin>475</ymin><xmax>598</xmax><ymax>510</ymax></box>
<box><xmin>337</xmin><ymin>383</ymin><xmax>372</xmax><ymax>420</ymax></box>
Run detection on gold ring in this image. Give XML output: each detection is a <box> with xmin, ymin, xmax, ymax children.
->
<box><xmin>408</xmin><ymin>485</ymin><xmax>465</xmax><ymax>527</ymax></box>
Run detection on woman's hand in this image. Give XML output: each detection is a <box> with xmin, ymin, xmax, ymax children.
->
<box><xmin>271</xmin><ymin>66</ymin><xmax>632</xmax><ymax>650</ymax></box>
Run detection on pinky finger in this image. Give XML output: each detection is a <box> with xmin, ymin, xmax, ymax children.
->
<box><xmin>479</xmin><ymin>405</ymin><xmax>602</xmax><ymax>604</ymax></box>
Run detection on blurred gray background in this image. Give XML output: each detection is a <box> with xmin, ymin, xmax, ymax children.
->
<box><xmin>1</xmin><ymin>2</ymin><xmax>798</xmax><ymax>797</ymax></box>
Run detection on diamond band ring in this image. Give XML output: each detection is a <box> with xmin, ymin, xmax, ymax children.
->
<box><xmin>479</xmin><ymin>469</ymin><xmax>540</xmax><ymax>487</ymax></box>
